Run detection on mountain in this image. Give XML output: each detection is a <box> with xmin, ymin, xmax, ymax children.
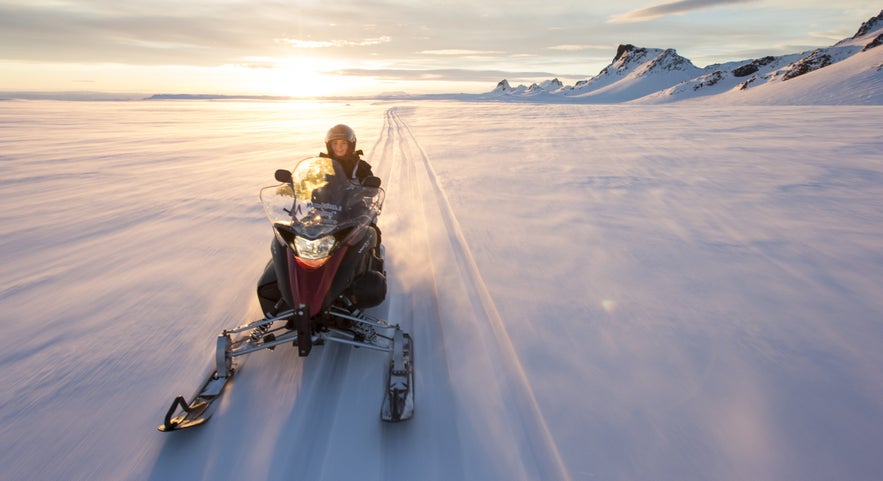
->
<box><xmin>563</xmin><ymin>45</ymin><xmax>704</xmax><ymax>102</ymax></box>
<box><xmin>486</xmin><ymin>10</ymin><xmax>883</xmax><ymax>105</ymax></box>
<box><xmin>491</xmin><ymin>78</ymin><xmax>564</xmax><ymax>96</ymax></box>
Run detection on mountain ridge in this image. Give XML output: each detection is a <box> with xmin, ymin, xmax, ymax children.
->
<box><xmin>485</xmin><ymin>10</ymin><xmax>883</xmax><ymax>104</ymax></box>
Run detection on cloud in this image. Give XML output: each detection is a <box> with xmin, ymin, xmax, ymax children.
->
<box><xmin>327</xmin><ymin>67</ymin><xmax>566</xmax><ymax>83</ymax></box>
<box><xmin>418</xmin><ymin>49</ymin><xmax>504</xmax><ymax>56</ymax></box>
<box><xmin>547</xmin><ymin>44</ymin><xmax>610</xmax><ymax>51</ymax></box>
<box><xmin>609</xmin><ymin>0</ymin><xmax>757</xmax><ymax>23</ymax></box>
<box><xmin>277</xmin><ymin>36</ymin><xmax>392</xmax><ymax>49</ymax></box>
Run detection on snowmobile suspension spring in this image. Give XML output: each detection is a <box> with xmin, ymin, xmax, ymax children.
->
<box><xmin>250</xmin><ymin>322</ymin><xmax>273</xmax><ymax>343</ymax></box>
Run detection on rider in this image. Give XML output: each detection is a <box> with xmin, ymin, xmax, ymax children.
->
<box><xmin>320</xmin><ymin>124</ymin><xmax>375</xmax><ymax>183</ymax></box>
<box><xmin>321</xmin><ymin>123</ymin><xmax>384</xmax><ymax>269</ymax></box>
<box><xmin>256</xmin><ymin>125</ymin><xmax>385</xmax><ymax>316</ymax></box>
<box><xmin>319</xmin><ymin>123</ymin><xmax>382</xmax><ymax>242</ymax></box>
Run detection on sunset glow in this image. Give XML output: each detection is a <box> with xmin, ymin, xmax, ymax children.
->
<box><xmin>0</xmin><ymin>1</ymin><xmax>876</xmax><ymax>97</ymax></box>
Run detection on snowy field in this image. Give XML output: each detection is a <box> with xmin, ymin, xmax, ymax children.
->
<box><xmin>1</xmin><ymin>99</ymin><xmax>882</xmax><ymax>481</ymax></box>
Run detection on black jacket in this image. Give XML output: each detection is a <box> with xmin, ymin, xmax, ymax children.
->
<box><xmin>320</xmin><ymin>150</ymin><xmax>374</xmax><ymax>183</ymax></box>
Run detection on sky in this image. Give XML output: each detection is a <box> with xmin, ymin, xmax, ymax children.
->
<box><xmin>0</xmin><ymin>0</ymin><xmax>878</xmax><ymax>97</ymax></box>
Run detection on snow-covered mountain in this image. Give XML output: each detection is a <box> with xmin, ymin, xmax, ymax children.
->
<box><xmin>492</xmin><ymin>78</ymin><xmax>565</xmax><ymax>96</ymax></box>
<box><xmin>487</xmin><ymin>10</ymin><xmax>883</xmax><ymax>104</ymax></box>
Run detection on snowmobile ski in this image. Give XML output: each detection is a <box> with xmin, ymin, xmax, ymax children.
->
<box><xmin>381</xmin><ymin>330</ymin><xmax>414</xmax><ymax>422</ymax></box>
<box><xmin>158</xmin><ymin>334</ymin><xmax>241</xmax><ymax>432</ymax></box>
<box><xmin>157</xmin><ymin>373</ymin><xmax>229</xmax><ymax>431</ymax></box>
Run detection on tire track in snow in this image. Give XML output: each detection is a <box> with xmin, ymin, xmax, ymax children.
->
<box><xmin>366</xmin><ymin>108</ymin><xmax>469</xmax><ymax>481</ymax></box>
<box><xmin>378</xmin><ymin>108</ymin><xmax>572</xmax><ymax>481</ymax></box>
<box><xmin>363</xmin><ymin>108</ymin><xmax>397</xmax><ymax>184</ymax></box>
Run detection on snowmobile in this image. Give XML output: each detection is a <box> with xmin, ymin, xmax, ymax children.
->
<box><xmin>158</xmin><ymin>156</ymin><xmax>414</xmax><ymax>432</ymax></box>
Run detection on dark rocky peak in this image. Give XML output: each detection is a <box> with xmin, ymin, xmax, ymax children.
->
<box><xmin>864</xmin><ymin>33</ymin><xmax>883</xmax><ymax>51</ymax></box>
<box><xmin>782</xmin><ymin>49</ymin><xmax>833</xmax><ymax>80</ymax></box>
<box><xmin>732</xmin><ymin>56</ymin><xmax>776</xmax><ymax>77</ymax></box>
<box><xmin>853</xmin><ymin>10</ymin><xmax>883</xmax><ymax>38</ymax></box>
<box><xmin>646</xmin><ymin>48</ymin><xmax>696</xmax><ymax>72</ymax></box>
<box><xmin>526</xmin><ymin>79</ymin><xmax>561</xmax><ymax>91</ymax></box>
<box><xmin>613</xmin><ymin>44</ymin><xmax>635</xmax><ymax>62</ymax></box>
<box><xmin>600</xmin><ymin>44</ymin><xmax>653</xmax><ymax>76</ymax></box>
<box><xmin>613</xmin><ymin>44</ymin><xmax>648</xmax><ymax>63</ymax></box>
<box><xmin>495</xmin><ymin>79</ymin><xmax>512</xmax><ymax>91</ymax></box>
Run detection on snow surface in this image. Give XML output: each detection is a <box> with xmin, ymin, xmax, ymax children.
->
<box><xmin>1</xmin><ymin>97</ymin><xmax>882</xmax><ymax>481</ymax></box>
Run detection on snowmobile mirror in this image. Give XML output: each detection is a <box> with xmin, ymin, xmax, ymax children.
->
<box><xmin>363</xmin><ymin>176</ymin><xmax>381</xmax><ymax>188</ymax></box>
<box><xmin>275</xmin><ymin>169</ymin><xmax>293</xmax><ymax>183</ymax></box>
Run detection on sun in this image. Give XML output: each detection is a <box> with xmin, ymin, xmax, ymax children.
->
<box><xmin>241</xmin><ymin>57</ymin><xmax>355</xmax><ymax>98</ymax></box>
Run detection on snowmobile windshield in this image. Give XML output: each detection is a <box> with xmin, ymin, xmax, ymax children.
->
<box><xmin>260</xmin><ymin>156</ymin><xmax>384</xmax><ymax>240</ymax></box>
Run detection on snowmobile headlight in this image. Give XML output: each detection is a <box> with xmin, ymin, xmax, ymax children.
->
<box><xmin>294</xmin><ymin>234</ymin><xmax>336</xmax><ymax>260</ymax></box>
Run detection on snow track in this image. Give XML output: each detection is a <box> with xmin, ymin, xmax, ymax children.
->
<box><xmin>367</xmin><ymin>108</ymin><xmax>571</xmax><ymax>481</ymax></box>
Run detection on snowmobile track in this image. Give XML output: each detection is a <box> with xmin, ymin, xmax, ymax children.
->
<box><xmin>369</xmin><ymin>108</ymin><xmax>572</xmax><ymax>481</ymax></box>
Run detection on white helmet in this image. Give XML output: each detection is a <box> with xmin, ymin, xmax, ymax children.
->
<box><xmin>325</xmin><ymin>124</ymin><xmax>356</xmax><ymax>148</ymax></box>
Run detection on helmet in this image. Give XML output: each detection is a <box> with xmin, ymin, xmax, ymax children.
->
<box><xmin>325</xmin><ymin>124</ymin><xmax>357</xmax><ymax>158</ymax></box>
<box><xmin>325</xmin><ymin>124</ymin><xmax>357</xmax><ymax>146</ymax></box>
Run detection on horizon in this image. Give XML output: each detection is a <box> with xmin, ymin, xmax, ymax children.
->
<box><xmin>0</xmin><ymin>2</ymin><xmax>878</xmax><ymax>97</ymax></box>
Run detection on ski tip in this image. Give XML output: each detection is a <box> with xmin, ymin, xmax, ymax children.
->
<box><xmin>158</xmin><ymin>395</ymin><xmax>213</xmax><ymax>433</ymax></box>
<box><xmin>157</xmin><ymin>416</ymin><xmax>210</xmax><ymax>432</ymax></box>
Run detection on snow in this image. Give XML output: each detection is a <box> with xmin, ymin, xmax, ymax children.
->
<box><xmin>1</xmin><ymin>94</ymin><xmax>882</xmax><ymax>481</ymax></box>
<box><xmin>479</xmin><ymin>14</ymin><xmax>883</xmax><ymax>106</ymax></box>
<box><xmin>693</xmin><ymin>43</ymin><xmax>883</xmax><ymax>105</ymax></box>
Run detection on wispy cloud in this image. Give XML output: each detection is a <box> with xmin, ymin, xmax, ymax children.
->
<box><xmin>547</xmin><ymin>44</ymin><xmax>610</xmax><ymax>51</ymax></box>
<box><xmin>418</xmin><ymin>49</ymin><xmax>504</xmax><ymax>56</ymax></box>
<box><xmin>328</xmin><ymin>67</ymin><xmax>564</xmax><ymax>83</ymax></box>
<box><xmin>609</xmin><ymin>0</ymin><xmax>757</xmax><ymax>23</ymax></box>
<box><xmin>277</xmin><ymin>36</ymin><xmax>392</xmax><ymax>49</ymax></box>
